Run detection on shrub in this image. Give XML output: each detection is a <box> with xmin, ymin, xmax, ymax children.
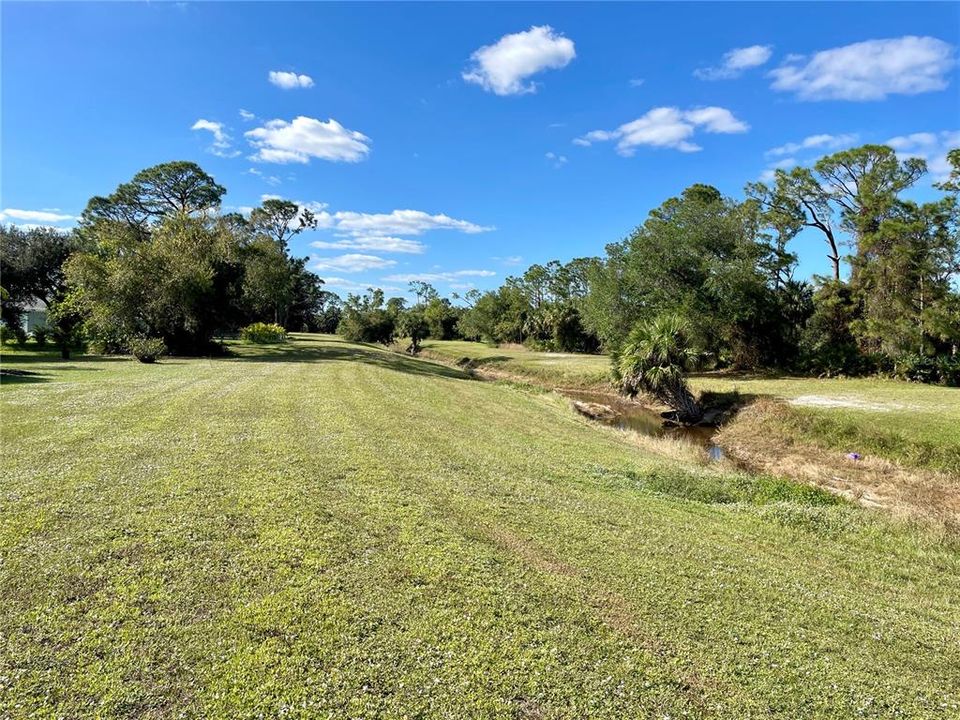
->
<box><xmin>891</xmin><ymin>353</ymin><xmax>960</xmax><ymax>386</ymax></box>
<box><xmin>128</xmin><ymin>336</ymin><xmax>166</xmax><ymax>363</ymax></box>
<box><xmin>613</xmin><ymin>314</ymin><xmax>702</xmax><ymax>423</ymax></box>
<box><xmin>0</xmin><ymin>323</ymin><xmax>16</xmax><ymax>345</ymax></box>
<box><xmin>240</xmin><ymin>322</ymin><xmax>287</xmax><ymax>344</ymax></box>
<box><xmin>337</xmin><ymin>311</ymin><xmax>394</xmax><ymax>345</ymax></box>
<box><xmin>32</xmin><ymin>326</ymin><xmax>49</xmax><ymax>348</ymax></box>
<box><xmin>1</xmin><ymin>322</ymin><xmax>28</xmax><ymax>346</ymax></box>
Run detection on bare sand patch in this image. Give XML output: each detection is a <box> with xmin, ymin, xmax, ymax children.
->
<box><xmin>788</xmin><ymin>394</ymin><xmax>908</xmax><ymax>412</ymax></box>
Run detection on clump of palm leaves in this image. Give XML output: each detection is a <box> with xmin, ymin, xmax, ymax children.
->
<box><xmin>614</xmin><ymin>314</ymin><xmax>703</xmax><ymax>423</ymax></box>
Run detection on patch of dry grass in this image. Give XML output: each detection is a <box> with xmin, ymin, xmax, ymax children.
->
<box><xmin>718</xmin><ymin>399</ymin><xmax>960</xmax><ymax>530</ymax></box>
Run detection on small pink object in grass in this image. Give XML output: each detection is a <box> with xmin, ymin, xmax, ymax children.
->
<box><xmin>846</xmin><ymin>452</ymin><xmax>861</xmax><ymax>461</ymax></box>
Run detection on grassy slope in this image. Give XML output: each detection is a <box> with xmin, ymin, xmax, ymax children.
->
<box><xmin>2</xmin><ymin>335</ymin><xmax>959</xmax><ymax>718</ymax></box>
<box><xmin>422</xmin><ymin>340</ymin><xmax>960</xmax><ymax>473</ymax></box>
<box><xmin>421</xmin><ymin>339</ymin><xmax>611</xmax><ymax>389</ymax></box>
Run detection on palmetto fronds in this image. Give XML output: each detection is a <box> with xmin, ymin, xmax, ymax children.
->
<box><xmin>616</xmin><ymin>314</ymin><xmax>703</xmax><ymax>423</ymax></box>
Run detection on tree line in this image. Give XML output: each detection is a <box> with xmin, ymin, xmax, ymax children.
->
<box><xmin>2</xmin><ymin>145</ymin><xmax>958</xmax><ymax>385</ymax></box>
<box><xmin>1</xmin><ymin>162</ymin><xmax>342</xmax><ymax>358</ymax></box>
<box><xmin>458</xmin><ymin>144</ymin><xmax>959</xmax><ymax>385</ymax></box>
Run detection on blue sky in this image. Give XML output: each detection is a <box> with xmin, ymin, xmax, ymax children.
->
<box><xmin>3</xmin><ymin>1</ymin><xmax>958</xmax><ymax>298</ymax></box>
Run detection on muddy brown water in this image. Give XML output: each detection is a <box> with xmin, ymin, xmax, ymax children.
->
<box><xmin>561</xmin><ymin>389</ymin><xmax>726</xmax><ymax>461</ymax></box>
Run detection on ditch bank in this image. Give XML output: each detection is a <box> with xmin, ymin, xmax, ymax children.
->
<box><xmin>415</xmin><ymin>348</ymin><xmax>958</xmax><ymax>529</ymax></box>
<box><xmin>417</xmin><ymin>348</ymin><xmax>735</xmax><ymax>463</ymax></box>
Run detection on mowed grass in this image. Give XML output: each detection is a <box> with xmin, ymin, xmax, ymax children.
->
<box><xmin>423</xmin><ymin>340</ymin><xmax>960</xmax><ymax>473</ymax></box>
<box><xmin>421</xmin><ymin>339</ymin><xmax>611</xmax><ymax>389</ymax></box>
<box><xmin>2</xmin><ymin>335</ymin><xmax>959</xmax><ymax>718</ymax></box>
<box><xmin>689</xmin><ymin>374</ymin><xmax>960</xmax><ymax>472</ymax></box>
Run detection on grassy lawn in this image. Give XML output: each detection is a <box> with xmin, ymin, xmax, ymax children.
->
<box><xmin>421</xmin><ymin>339</ymin><xmax>611</xmax><ymax>389</ymax></box>
<box><xmin>2</xmin><ymin>334</ymin><xmax>959</xmax><ymax>718</ymax></box>
<box><xmin>423</xmin><ymin>340</ymin><xmax>960</xmax><ymax>473</ymax></box>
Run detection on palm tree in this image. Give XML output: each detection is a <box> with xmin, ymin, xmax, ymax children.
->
<box><xmin>615</xmin><ymin>314</ymin><xmax>703</xmax><ymax>423</ymax></box>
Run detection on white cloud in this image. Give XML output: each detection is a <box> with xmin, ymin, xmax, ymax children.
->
<box><xmin>575</xmin><ymin>106</ymin><xmax>748</xmax><ymax>155</ymax></box>
<box><xmin>311</xmin><ymin>254</ymin><xmax>397</xmax><ymax>273</ymax></box>
<box><xmin>245</xmin><ymin>116</ymin><xmax>371</xmax><ymax>164</ymax></box>
<box><xmin>759</xmin><ymin>157</ymin><xmax>800</xmax><ymax>183</ymax></box>
<box><xmin>270</xmin><ymin>199</ymin><xmax>491</xmax><ymax>256</ymax></box>
<box><xmin>695</xmin><ymin>45</ymin><xmax>773</xmax><ymax>80</ymax></box>
<box><xmin>545</xmin><ymin>151</ymin><xmax>568</xmax><ymax>168</ymax></box>
<box><xmin>683</xmin><ymin>107</ymin><xmax>750</xmax><ymax>133</ymax></box>
<box><xmin>886</xmin><ymin>129</ymin><xmax>960</xmax><ymax>181</ymax></box>
<box><xmin>322</xmin><ymin>277</ymin><xmax>404</xmax><ymax>294</ymax></box>
<box><xmin>629</xmin><ymin>78</ymin><xmax>645</xmax><ymax>87</ymax></box>
<box><xmin>769</xmin><ymin>36</ymin><xmax>955</xmax><ymax>101</ymax></box>
<box><xmin>245</xmin><ymin>168</ymin><xmax>281</xmax><ymax>185</ymax></box>
<box><xmin>268</xmin><ymin>71</ymin><xmax>314</xmax><ymax>90</ymax></box>
<box><xmin>766</xmin><ymin>133</ymin><xmax>859</xmax><ymax>157</ymax></box>
<box><xmin>330</xmin><ymin>209</ymin><xmax>492</xmax><ymax>236</ymax></box>
<box><xmin>310</xmin><ymin>236</ymin><xmax>426</xmax><ymax>254</ymax></box>
<box><xmin>239</xmin><ymin>109</ymin><xmax>256</xmax><ymax>121</ymax></box>
<box><xmin>0</xmin><ymin>208</ymin><xmax>77</xmax><ymax>224</ymax></box>
<box><xmin>191</xmin><ymin>118</ymin><xmax>240</xmax><ymax>158</ymax></box>
<box><xmin>493</xmin><ymin>255</ymin><xmax>524</xmax><ymax>266</ymax></box>
<box><xmin>383</xmin><ymin>270</ymin><xmax>497</xmax><ymax>283</ymax></box>
<box><xmin>463</xmin><ymin>25</ymin><xmax>575</xmax><ymax>96</ymax></box>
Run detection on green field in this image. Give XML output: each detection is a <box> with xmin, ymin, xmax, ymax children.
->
<box><xmin>2</xmin><ymin>335</ymin><xmax>959</xmax><ymax>718</ymax></box>
<box><xmin>421</xmin><ymin>340</ymin><xmax>611</xmax><ymax>389</ymax></box>
<box><xmin>422</xmin><ymin>340</ymin><xmax>960</xmax><ymax>473</ymax></box>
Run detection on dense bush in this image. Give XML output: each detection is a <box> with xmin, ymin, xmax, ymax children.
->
<box><xmin>0</xmin><ymin>322</ymin><xmax>23</xmax><ymax>344</ymax></box>
<box><xmin>31</xmin><ymin>325</ymin><xmax>49</xmax><ymax>347</ymax></box>
<box><xmin>336</xmin><ymin>289</ymin><xmax>396</xmax><ymax>345</ymax></box>
<box><xmin>240</xmin><ymin>322</ymin><xmax>288</xmax><ymax>344</ymax></box>
<box><xmin>891</xmin><ymin>353</ymin><xmax>960</xmax><ymax>386</ymax></box>
<box><xmin>128</xmin><ymin>336</ymin><xmax>166</xmax><ymax>363</ymax></box>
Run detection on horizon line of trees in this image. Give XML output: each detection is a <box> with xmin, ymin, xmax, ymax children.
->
<box><xmin>338</xmin><ymin>143</ymin><xmax>960</xmax><ymax>386</ymax></box>
<box><xmin>2</xmin><ymin>144</ymin><xmax>959</xmax><ymax>385</ymax></box>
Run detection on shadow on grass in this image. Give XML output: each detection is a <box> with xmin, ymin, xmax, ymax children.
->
<box><xmin>0</xmin><ymin>351</ymin><xmax>128</xmax><ymax>366</ymax></box>
<box><xmin>225</xmin><ymin>340</ymin><xmax>473</xmax><ymax>381</ymax></box>
<box><xmin>1</xmin><ymin>349</ymin><xmax>124</xmax><ymax>384</ymax></box>
<box><xmin>0</xmin><ymin>368</ymin><xmax>51</xmax><ymax>385</ymax></box>
<box><xmin>1</xmin><ymin>337</ymin><xmax>474</xmax><ymax>383</ymax></box>
<box><xmin>690</xmin><ymin>369</ymin><xmax>801</xmax><ymax>382</ymax></box>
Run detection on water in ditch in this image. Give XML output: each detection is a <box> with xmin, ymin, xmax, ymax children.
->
<box><xmin>561</xmin><ymin>389</ymin><xmax>726</xmax><ymax>461</ymax></box>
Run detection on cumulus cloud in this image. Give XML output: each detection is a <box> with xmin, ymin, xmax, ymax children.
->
<box><xmin>575</xmin><ymin>106</ymin><xmax>748</xmax><ymax>155</ymax></box>
<box><xmin>245</xmin><ymin>168</ymin><xmax>281</xmax><ymax>185</ymax></box>
<box><xmin>463</xmin><ymin>25</ymin><xmax>575</xmax><ymax>95</ymax></box>
<box><xmin>239</xmin><ymin>109</ymin><xmax>256</xmax><ymax>121</ymax></box>
<box><xmin>758</xmin><ymin>133</ymin><xmax>861</xmax><ymax>182</ymax></box>
<box><xmin>310</xmin><ymin>236</ymin><xmax>426</xmax><ymax>254</ymax></box>
<box><xmin>769</xmin><ymin>36</ymin><xmax>955</xmax><ymax>101</ymax></box>
<box><xmin>695</xmin><ymin>45</ymin><xmax>773</xmax><ymax>80</ymax></box>
<box><xmin>766</xmin><ymin>133</ymin><xmax>859</xmax><ymax>158</ymax></box>
<box><xmin>330</xmin><ymin>209</ymin><xmax>492</xmax><ymax>236</ymax></box>
<box><xmin>887</xmin><ymin>129</ymin><xmax>960</xmax><ymax>180</ymax></box>
<box><xmin>269</xmin><ymin>198</ymin><xmax>492</xmax><ymax>257</ymax></box>
<box><xmin>322</xmin><ymin>277</ymin><xmax>404</xmax><ymax>293</ymax></box>
<box><xmin>545</xmin><ymin>151</ymin><xmax>568</xmax><ymax>168</ymax></box>
<box><xmin>383</xmin><ymin>270</ymin><xmax>497</xmax><ymax>283</ymax></box>
<box><xmin>311</xmin><ymin>254</ymin><xmax>397</xmax><ymax>273</ymax></box>
<box><xmin>191</xmin><ymin>118</ymin><xmax>240</xmax><ymax>158</ymax></box>
<box><xmin>245</xmin><ymin>116</ymin><xmax>371</xmax><ymax>164</ymax></box>
<box><xmin>0</xmin><ymin>208</ymin><xmax>77</xmax><ymax>224</ymax></box>
<box><xmin>268</xmin><ymin>71</ymin><xmax>314</xmax><ymax>89</ymax></box>
<box><xmin>759</xmin><ymin>158</ymin><xmax>800</xmax><ymax>183</ymax></box>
